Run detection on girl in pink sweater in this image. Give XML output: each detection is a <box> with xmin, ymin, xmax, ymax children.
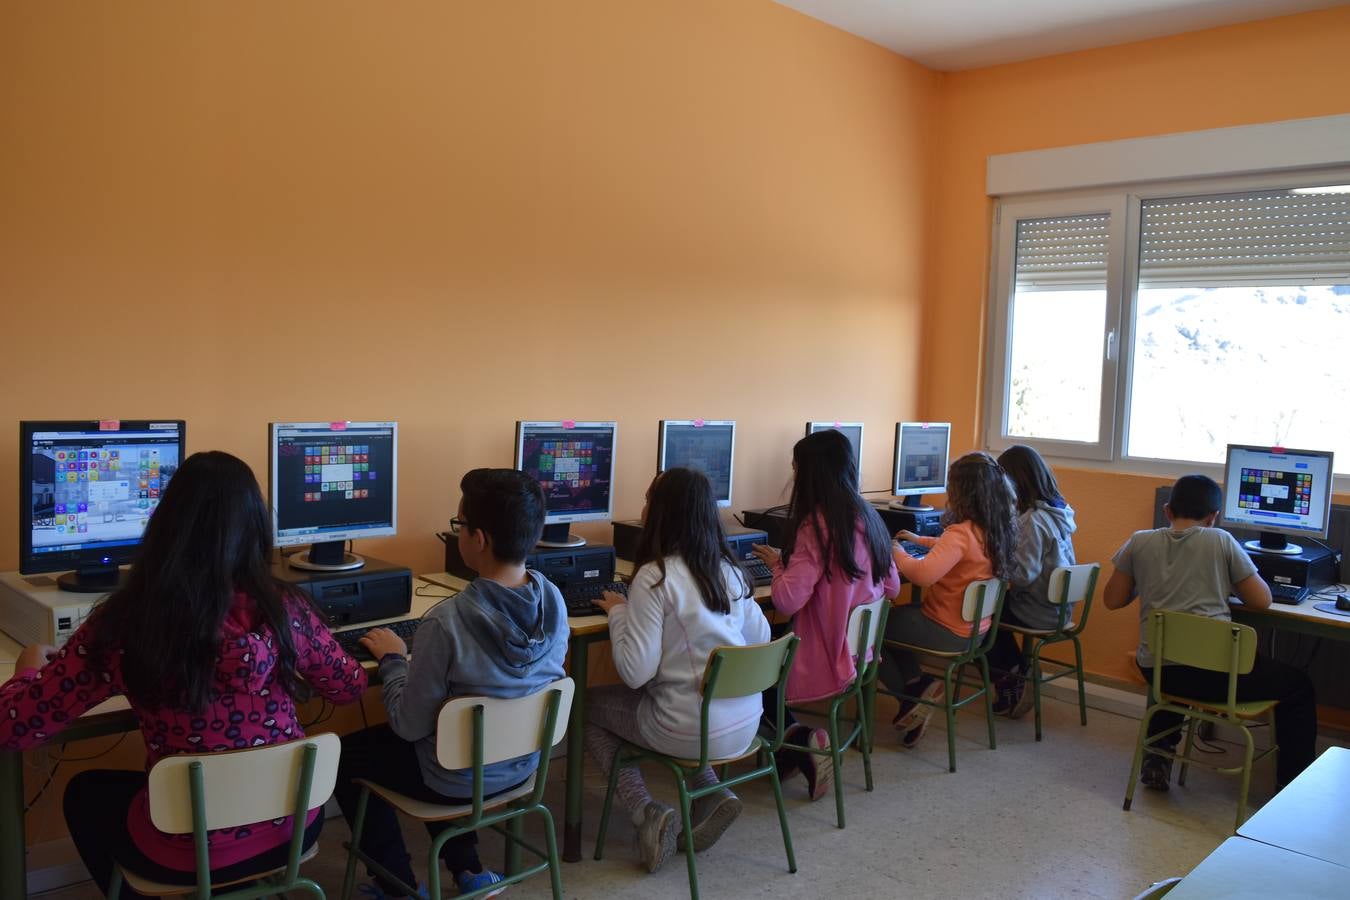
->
<box><xmin>881</xmin><ymin>451</ymin><xmax>1018</xmax><ymax>748</ymax></box>
<box><xmin>0</xmin><ymin>452</ymin><xmax>367</xmax><ymax>896</ymax></box>
<box><xmin>753</xmin><ymin>429</ymin><xmax>899</xmax><ymax>801</ymax></box>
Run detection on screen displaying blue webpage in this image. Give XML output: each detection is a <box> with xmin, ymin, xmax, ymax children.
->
<box><xmin>29</xmin><ymin>426</ymin><xmax>183</xmax><ymax>555</ymax></box>
<box><xmin>897</xmin><ymin>424</ymin><xmax>949</xmax><ymax>491</ymax></box>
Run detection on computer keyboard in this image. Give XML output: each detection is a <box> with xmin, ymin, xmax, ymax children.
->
<box><xmin>334</xmin><ymin>617</ymin><xmax>420</xmax><ymax>661</ymax></box>
<box><xmin>898</xmin><ymin>540</ymin><xmax>930</xmax><ymax>559</ymax></box>
<box><xmin>562</xmin><ymin>581</ymin><xmax>627</xmax><ymax>617</ymax></box>
<box><xmin>1270</xmin><ymin>583</ymin><xmax>1309</xmax><ymax>605</ymax></box>
<box><xmin>743</xmin><ymin>559</ymin><xmax>773</xmax><ymax>587</ymax></box>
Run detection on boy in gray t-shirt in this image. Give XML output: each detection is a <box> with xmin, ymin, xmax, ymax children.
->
<box><xmin>1104</xmin><ymin>475</ymin><xmax>1316</xmax><ymax>792</ymax></box>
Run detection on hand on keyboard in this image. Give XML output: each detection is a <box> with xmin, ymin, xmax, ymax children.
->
<box><xmin>563</xmin><ymin>581</ymin><xmax>627</xmax><ymax>617</ymax></box>
<box><xmin>335</xmin><ymin>618</ymin><xmax>419</xmax><ymax>662</ymax></box>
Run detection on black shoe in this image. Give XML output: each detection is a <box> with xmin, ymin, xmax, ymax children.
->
<box><xmin>1140</xmin><ymin>754</ymin><xmax>1172</xmax><ymax>792</ymax></box>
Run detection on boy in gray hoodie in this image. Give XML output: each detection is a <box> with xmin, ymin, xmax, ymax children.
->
<box><xmin>334</xmin><ymin>468</ymin><xmax>567</xmax><ymax>898</ymax></box>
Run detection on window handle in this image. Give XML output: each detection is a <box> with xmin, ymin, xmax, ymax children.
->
<box><xmin>1105</xmin><ymin>330</ymin><xmax>1117</xmax><ymax>361</ymax></box>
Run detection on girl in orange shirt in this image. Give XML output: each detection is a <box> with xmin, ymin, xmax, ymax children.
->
<box><xmin>879</xmin><ymin>452</ymin><xmax>1018</xmax><ymax>748</ymax></box>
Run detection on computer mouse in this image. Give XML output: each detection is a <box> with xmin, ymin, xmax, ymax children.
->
<box><xmin>1336</xmin><ymin>594</ymin><xmax>1350</xmax><ymax>612</ymax></box>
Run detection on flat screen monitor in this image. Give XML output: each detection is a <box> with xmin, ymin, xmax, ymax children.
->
<box><xmin>20</xmin><ymin>419</ymin><xmax>186</xmax><ymax>593</ymax></box>
<box><xmin>658</xmin><ymin>420</ymin><xmax>735</xmax><ymax>507</ymax></box>
<box><xmin>891</xmin><ymin>422</ymin><xmax>951</xmax><ymax>511</ymax></box>
<box><xmin>1220</xmin><ymin>444</ymin><xmax>1334</xmax><ymax>555</ymax></box>
<box><xmin>270</xmin><ymin>421</ymin><xmax>398</xmax><ymax>571</ymax></box>
<box><xmin>807</xmin><ymin>422</ymin><xmax>863</xmax><ymax>471</ymax></box>
<box><xmin>515</xmin><ymin>420</ymin><xmax>617</xmax><ymax>547</ymax></box>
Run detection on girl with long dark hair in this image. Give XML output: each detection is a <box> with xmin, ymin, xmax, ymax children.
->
<box><xmin>751</xmin><ymin>429</ymin><xmax>900</xmax><ymax>801</ymax></box>
<box><xmin>0</xmin><ymin>451</ymin><xmax>366</xmax><ymax>896</ymax></box>
<box><xmin>587</xmin><ymin>468</ymin><xmax>770</xmax><ymax>874</ymax></box>
<box><xmin>881</xmin><ymin>451</ymin><xmax>1019</xmax><ymax>748</ymax></box>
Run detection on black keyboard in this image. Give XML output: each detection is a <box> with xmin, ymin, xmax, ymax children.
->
<box><xmin>743</xmin><ymin>559</ymin><xmax>773</xmax><ymax>587</ymax></box>
<box><xmin>898</xmin><ymin>540</ymin><xmax>930</xmax><ymax>559</ymax></box>
<box><xmin>335</xmin><ymin>617</ymin><xmax>420</xmax><ymax>661</ymax></box>
<box><xmin>1270</xmin><ymin>583</ymin><xmax>1309</xmax><ymax>605</ymax></box>
<box><xmin>562</xmin><ymin>581</ymin><xmax>627</xmax><ymax>617</ymax></box>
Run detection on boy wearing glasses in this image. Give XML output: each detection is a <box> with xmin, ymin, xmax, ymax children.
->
<box><xmin>334</xmin><ymin>468</ymin><xmax>567</xmax><ymax>898</ymax></box>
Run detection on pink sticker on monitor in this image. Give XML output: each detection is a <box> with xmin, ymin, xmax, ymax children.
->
<box><xmin>693</xmin><ymin>419</ymin><xmax>705</xmax><ymax>427</ymax></box>
<box><xmin>562</xmin><ymin>420</ymin><xmax>576</xmax><ymax>429</ymax></box>
<box><xmin>834</xmin><ymin>421</ymin><xmax>843</xmax><ymax>427</ymax></box>
<box><xmin>98</xmin><ymin>420</ymin><xmax>120</xmax><ymax>431</ymax></box>
<box><xmin>330</xmin><ymin>421</ymin><xmax>348</xmax><ymax>431</ymax></box>
<box><xmin>1272</xmin><ymin>446</ymin><xmax>1285</xmax><ymax>453</ymax></box>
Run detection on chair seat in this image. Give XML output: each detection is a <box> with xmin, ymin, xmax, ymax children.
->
<box><xmin>998</xmin><ymin>623</ymin><xmax>1066</xmax><ymax>637</ymax></box>
<box><xmin>1159</xmin><ymin>694</ymin><xmax>1278</xmax><ymax>719</ymax></box>
<box><xmin>119</xmin><ymin>843</ymin><xmax>319</xmax><ymax>896</ymax></box>
<box><xmin>884</xmin><ymin>639</ymin><xmax>966</xmax><ymax>659</ymax></box>
<box><xmin>665</xmin><ymin>738</ymin><xmax>764</xmax><ymax>770</ymax></box>
<box><xmin>357</xmin><ymin>774</ymin><xmax>538</xmax><ymax>822</ymax></box>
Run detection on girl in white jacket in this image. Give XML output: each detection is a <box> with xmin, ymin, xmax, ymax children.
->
<box><xmin>588</xmin><ymin>467</ymin><xmax>771</xmax><ymax>875</ymax></box>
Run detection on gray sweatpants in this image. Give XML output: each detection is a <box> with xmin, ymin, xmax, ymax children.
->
<box><xmin>878</xmin><ymin>603</ymin><xmax>970</xmax><ymax>692</ymax></box>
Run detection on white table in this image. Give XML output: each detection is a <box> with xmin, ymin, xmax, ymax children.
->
<box><xmin>1237</xmin><ymin>745</ymin><xmax>1350</xmax><ymax>869</ymax></box>
<box><xmin>1167</xmin><ymin>836</ymin><xmax>1348</xmax><ymax>898</ymax></box>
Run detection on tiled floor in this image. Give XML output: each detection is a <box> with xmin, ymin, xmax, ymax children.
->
<box><xmin>36</xmin><ymin>695</ymin><xmax>1315</xmax><ymax>899</ymax></box>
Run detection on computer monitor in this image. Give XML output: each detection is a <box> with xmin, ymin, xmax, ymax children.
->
<box><xmin>20</xmin><ymin>419</ymin><xmax>186</xmax><ymax>593</ymax></box>
<box><xmin>1220</xmin><ymin>444</ymin><xmax>1334</xmax><ymax>555</ymax></box>
<box><xmin>807</xmin><ymin>422</ymin><xmax>864</xmax><ymax>471</ymax></box>
<box><xmin>890</xmin><ymin>422</ymin><xmax>951</xmax><ymax>511</ymax></box>
<box><xmin>658</xmin><ymin>420</ymin><xmax>735</xmax><ymax>508</ymax></box>
<box><xmin>269</xmin><ymin>421</ymin><xmax>398</xmax><ymax>571</ymax></box>
<box><xmin>515</xmin><ymin>420</ymin><xmax>617</xmax><ymax>548</ymax></box>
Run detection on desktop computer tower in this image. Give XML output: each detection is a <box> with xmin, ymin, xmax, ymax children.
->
<box><xmin>0</xmin><ymin>570</ymin><xmax>103</xmax><ymax>647</ymax></box>
<box><xmin>743</xmin><ymin>504</ymin><xmax>943</xmax><ymax>547</ymax></box>
<box><xmin>441</xmin><ymin>532</ymin><xmax>617</xmax><ymax>590</ymax></box>
<box><xmin>272</xmin><ymin>556</ymin><xmax>413</xmax><ymax>629</ymax></box>
<box><xmin>612</xmin><ymin>519</ymin><xmax>768</xmax><ymax>564</ymax></box>
<box><xmin>1247</xmin><ymin>544</ymin><xmax>1338</xmax><ymax>602</ymax></box>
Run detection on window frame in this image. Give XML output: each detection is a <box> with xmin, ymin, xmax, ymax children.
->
<box><xmin>984</xmin><ymin>164</ymin><xmax>1350</xmax><ymax>484</ymax></box>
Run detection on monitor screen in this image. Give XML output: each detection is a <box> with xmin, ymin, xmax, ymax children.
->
<box><xmin>893</xmin><ymin>422</ymin><xmax>951</xmax><ymax>496</ymax></box>
<box><xmin>659</xmin><ymin>420</ymin><xmax>735</xmax><ymax>507</ymax></box>
<box><xmin>807</xmin><ymin>422</ymin><xmax>863</xmax><ymax>469</ymax></box>
<box><xmin>515</xmin><ymin>421</ymin><xmax>617</xmax><ymax>524</ymax></box>
<box><xmin>1220</xmin><ymin>445</ymin><xmax>1334</xmax><ymax>540</ymax></box>
<box><xmin>270</xmin><ymin>421</ymin><xmax>398</xmax><ymax>547</ymax></box>
<box><xmin>21</xmin><ymin>420</ymin><xmax>186</xmax><ymax>574</ymax></box>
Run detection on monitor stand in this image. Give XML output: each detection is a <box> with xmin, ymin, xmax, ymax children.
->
<box><xmin>57</xmin><ymin>565</ymin><xmax>127</xmax><ymax>594</ymax></box>
<box><xmin>1245</xmin><ymin>531</ymin><xmax>1303</xmax><ymax>556</ymax></box>
<box><xmin>288</xmin><ymin>539</ymin><xmax>366</xmax><ymax>571</ymax></box>
<box><xmin>537</xmin><ymin>523</ymin><xmax>586</xmax><ymax>549</ymax></box>
<box><xmin>889</xmin><ymin>494</ymin><xmax>935</xmax><ymax>512</ymax></box>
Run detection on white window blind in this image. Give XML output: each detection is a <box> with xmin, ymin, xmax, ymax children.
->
<box><xmin>1139</xmin><ymin>190</ymin><xmax>1350</xmax><ymax>287</ymax></box>
<box><xmin>1013</xmin><ymin>213</ymin><xmax>1109</xmax><ymax>289</ymax></box>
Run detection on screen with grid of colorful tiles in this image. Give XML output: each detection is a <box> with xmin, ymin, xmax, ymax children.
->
<box><xmin>516</xmin><ymin>422</ymin><xmax>615</xmax><ymax>521</ymax></box>
<box><xmin>1220</xmin><ymin>445</ymin><xmax>1333</xmax><ymax>538</ymax></box>
<box><xmin>272</xmin><ymin>422</ymin><xmax>397</xmax><ymax>541</ymax></box>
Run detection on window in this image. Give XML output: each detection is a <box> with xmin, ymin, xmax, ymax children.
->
<box><xmin>987</xmin><ymin>179</ymin><xmax>1350</xmax><ymax>475</ymax></box>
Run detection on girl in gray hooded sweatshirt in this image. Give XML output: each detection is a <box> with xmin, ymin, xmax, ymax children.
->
<box><xmin>990</xmin><ymin>445</ymin><xmax>1077</xmax><ymax>716</ymax></box>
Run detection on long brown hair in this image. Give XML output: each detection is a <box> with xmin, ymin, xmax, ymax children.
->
<box><xmin>996</xmin><ymin>444</ymin><xmax>1065</xmax><ymax>514</ymax></box>
<box><xmin>941</xmin><ymin>451</ymin><xmax>1019</xmax><ymax>581</ymax></box>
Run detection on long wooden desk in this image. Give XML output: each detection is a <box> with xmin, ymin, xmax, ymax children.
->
<box><xmin>419</xmin><ymin>568</ymin><xmax>776</xmax><ymax>864</ymax></box>
<box><xmin>0</xmin><ymin>588</ymin><xmax>446</xmax><ymax>900</ymax></box>
<box><xmin>1237</xmin><ymin>745</ymin><xmax>1350</xmax><ymax>869</ymax></box>
<box><xmin>1167</xmin><ymin>836</ymin><xmax>1347</xmax><ymax>898</ymax></box>
<box><xmin>1229</xmin><ymin>595</ymin><xmax>1350</xmax><ymax>642</ymax></box>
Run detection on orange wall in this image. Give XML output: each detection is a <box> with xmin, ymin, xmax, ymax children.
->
<box><xmin>925</xmin><ymin>6</ymin><xmax>1350</xmax><ymax>683</ymax></box>
<box><xmin>0</xmin><ymin>1</ymin><xmax>937</xmax><ymax>578</ymax></box>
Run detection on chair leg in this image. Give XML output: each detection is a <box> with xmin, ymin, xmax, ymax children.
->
<box><xmin>1072</xmin><ymin>637</ymin><xmax>1088</xmax><ymax>727</ymax></box>
<box><xmin>766</xmin><ymin>750</ymin><xmax>797</xmax><ymax>874</ymax></box>
<box><xmin>1178</xmin><ymin>718</ymin><xmax>1197</xmax><ymax>787</ymax></box>
<box><xmin>505</xmin><ymin>815</ymin><xmax>524</xmax><ymax>876</ymax></box>
<box><xmin>340</xmin><ymin>787</ymin><xmax>370</xmax><ymax>900</ymax></box>
<box><xmin>1123</xmin><ymin>708</ymin><xmax>1158</xmax><ymax>811</ymax></box>
<box><xmin>537</xmin><ymin>804</ymin><xmax>564</xmax><ymax>900</ymax></box>
<box><xmin>676</xmin><ymin>775</ymin><xmax>700</xmax><ymax>900</ymax></box>
<box><xmin>859</xmin><ymin>692</ymin><xmax>875</xmax><ymax>793</ymax></box>
<box><xmin>593</xmin><ymin>746</ymin><xmax>626</xmax><ymax>861</ymax></box>
<box><xmin>979</xmin><ymin>656</ymin><xmax>997</xmax><ymax>751</ymax></box>
<box><xmin>1236</xmin><ymin>725</ymin><xmax>1256</xmax><ymax>832</ymax></box>
<box><xmin>825</xmin><ymin>699</ymin><xmax>846</xmax><ymax>829</ymax></box>
<box><xmin>1028</xmin><ymin>640</ymin><xmax>1045</xmax><ymax>742</ymax></box>
<box><xmin>943</xmin><ymin>667</ymin><xmax>958</xmax><ymax>773</ymax></box>
<box><xmin>107</xmin><ymin>867</ymin><xmax>123</xmax><ymax>900</ymax></box>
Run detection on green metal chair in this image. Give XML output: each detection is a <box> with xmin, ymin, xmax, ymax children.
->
<box><xmin>781</xmin><ymin>597</ymin><xmax>890</xmax><ymax>828</ymax></box>
<box><xmin>879</xmin><ymin>578</ymin><xmax>1007</xmax><ymax>773</ymax></box>
<box><xmin>997</xmin><ymin>563</ymin><xmax>1100</xmax><ymax>740</ymax></box>
<box><xmin>594</xmin><ymin>633</ymin><xmax>800</xmax><ymax>900</ymax></box>
<box><xmin>108</xmin><ymin>732</ymin><xmax>340</xmax><ymax>899</ymax></box>
<box><xmin>341</xmin><ymin>678</ymin><xmax>575</xmax><ymax>900</ymax></box>
<box><xmin>1123</xmin><ymin>611</ymin><xmax>1278</xmax><ymax>831</ymax></box>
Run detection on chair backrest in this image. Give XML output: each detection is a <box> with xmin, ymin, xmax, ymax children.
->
<box><xmin>435</xmin><ymin>678</ymin><xmax>575</xmax><ymax>770</ymax></box>
<box><xmin>146</xmin><ymin>732</ymin><xmax>340</xmax><ymax>834</ymax></box>
<box><xmin>702</xmin><ymin>633</ymin><xmax>798</xmax><ymax>700</ymax></box>
<box><xmin>961</xmin><ymin>578</ymin><xmax>1005</xmax><ymax>623</ymax></box>
<box><xmin>1151</xmin><ymin>611</ymin><xmax>1257</xmax><ymax>674</ymax></box>
<box><xmin>1048</xmin><ymin>563</ymin><xmax>1101</xmax><ymax>633</ymax></box>
<box><xmin>846</xmin><ymin>597</ymin><xmax>888</xmax><ymax>661</ymax></box>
